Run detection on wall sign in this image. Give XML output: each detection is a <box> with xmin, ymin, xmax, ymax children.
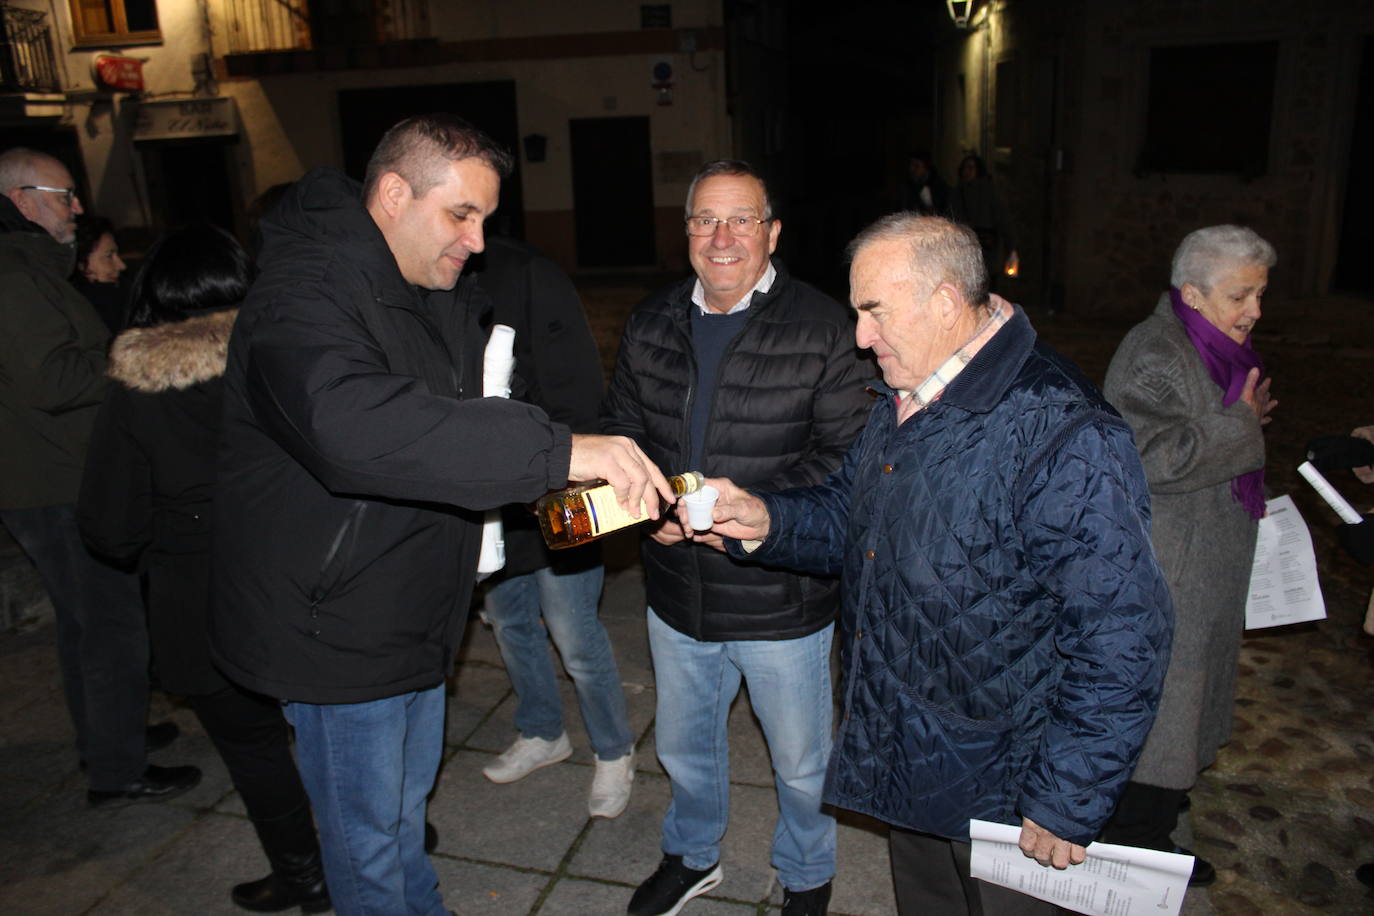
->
<box><xmin>93</xmin><ymin>55</ymin><xmax>145</xmax><ymax>92</ymax></box>
<box><xmin>134</xmin><ymin>98</ymin><xmax>239</xmax><ymax>141</ymax></box>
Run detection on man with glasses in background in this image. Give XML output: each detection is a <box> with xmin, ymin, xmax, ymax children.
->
<box><xmin>0</xmin><ymin>147</ymin><xmax>199</xmax><ymax>807</ymax></box>
<box><xmin>603</xmin><ymin>160</ymin><xmax>874</xmax><ymax>916</ymax></box>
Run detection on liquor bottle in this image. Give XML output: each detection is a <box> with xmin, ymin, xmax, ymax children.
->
<box><xmin>537</xmin><ymin>471</ymin><xmax>704</xmax><ymax>549</ymax></box>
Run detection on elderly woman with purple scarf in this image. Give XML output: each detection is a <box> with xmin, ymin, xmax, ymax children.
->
<box><xmin>1100</xmin><ymin>225</ymin><xmax>1277</xmax><ymax>886</ymax></box>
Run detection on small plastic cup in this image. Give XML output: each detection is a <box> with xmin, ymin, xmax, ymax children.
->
<box><xmin>683</xmin><ymin>485</ymin><xmax>720</xmax><ymax>532</ymax></box>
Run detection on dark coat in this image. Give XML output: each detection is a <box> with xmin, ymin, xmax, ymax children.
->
<box><xmin>1103</xmin><ymin>294</ymin><xmax>1265</xmax><ymax>788</ymax></box>
<box><xmin>601</xmin><ymin>260</ymin><xmax>874</xmax><ymax>641</ymax></box>
<box><xmin>470</xmin><ymin>236</ymin><xmax>603</xmax><ymax>578</ymax></box>
<box><xmin>0</xmin><ymin>196</ymin><xmax>110</xmax><ymax>509</ymax></box>
<box><xmin>78</xmin><ymin>309</ymin><xmax>237</xmax><ymax>695</ymax></box>
<box><xmin>735</xmin><ymin>308</ymin><xmax>1172</xmax><ymax>845</ymax></box>
<box><xmin>210</xmin><ymin>168</ymin><xmax>573</xmax><ymax>704</ymax></box>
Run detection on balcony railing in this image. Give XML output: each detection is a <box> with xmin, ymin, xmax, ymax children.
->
<box><xmin>223</xmin><ymin>0</ymin><xmax>430</xmax><ymax>53</ymax></box>
<box><xmin>0</xmin><ymin>3</ymin><xmax>60</xmax><ymax>92</ymax></box>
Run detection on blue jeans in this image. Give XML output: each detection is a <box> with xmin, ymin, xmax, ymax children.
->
<box><xmin>284</xmin><ymin>684</ymin><xmax>447</xmax><ymax>916</ymax></box>
<box><xmin>1</xmin><ymin>504</ymin><xmax>149</xmax><ymax>790</ymax></box>
<box><xmin>647</xmin><ymin>608</ymin><xmax>836</xmax><ymax>892</ymax></box>
<box><xmin>484</xmin><ymin>564</ymin><xmax>633</xmax><ymax>760</ymax></box>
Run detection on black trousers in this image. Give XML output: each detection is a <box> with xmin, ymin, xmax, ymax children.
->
<box><xmin>1</xmin><ymin>505</ymin><xmax>149</xmax><ymax>790</ymax></box>
<box><xmin>1098</xmin><ymin>781</ymin><xmax>1185</xmax><ymax>852</ymax></box>
<box><xmin>889</xmin><ymin>827</ymin><xmax>1062</xmax><ymax>916</ymax></box>
<box><xmin>190</xmin><ymin>683</ymin><xmax>309</xmax><ymax>822</ymax></box>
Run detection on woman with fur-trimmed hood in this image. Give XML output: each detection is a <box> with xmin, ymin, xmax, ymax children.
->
<box><xmin>77</xmin><ymin>224</ymin><xmax>330</xmax><ymax>914</ymax></box>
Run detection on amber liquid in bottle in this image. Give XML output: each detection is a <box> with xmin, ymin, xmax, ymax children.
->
<box><xmin>537</xmin><ymin>472</ymin><xmax>704</xmax><ymax>549</ymax></box>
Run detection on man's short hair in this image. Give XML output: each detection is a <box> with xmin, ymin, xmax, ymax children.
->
<box><xmin>847</xmin><ymin>213</ymin><xmax>989</xmax><ymax>309</ymax></box>
<box><xmin>362</xmin><ymin>114</ymin><xmax>514</xmax><ymax>202</ymax></box>
<box><xmin>685</xmin><ymin>159</ymin><xmax>775</xmax><ymax>221</ymax></box>
<box><xmin>0</xmin><ymin>147</ymin><xmax>49</xmax><ymax>194</ymax></box>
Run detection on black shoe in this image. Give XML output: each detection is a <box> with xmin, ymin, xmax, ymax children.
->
<box><xmin>231</xmin><ymin>862</ymin><xmax>330</xmax><ymax>913</ymax></box>
<box><xmin>628</xmin><ymin>854</ymin><xmax>723</xmax><ymax>916</ymax></box>
<box><xmin>783</xmin><ymin>880</ymin><xmax>832</xmax><ymax>915</ymax></box>
<box><xmin>236</xmin><ymin>803</ymin><xmax>331</xmax><ymax>913</ymax></box>
<box><xmin>1357</xmin><ymin>862</ymin><xmax>1374</xmax><ymax>889</ymax></box>
<box><xmin>146</xmin><ymin>721</ymin><xmax>180</xmax><ymax>752</ymax></box>
<box><xmin>1175</xmin><ymin>846</ymin><xmax>1216</xmax><ymax>887</ymax></box>
<box><xmin>79</xmin><ymin>722</ymin><xmax>183</xmax><ymax>771</ymax></box>
<box><xmin>425</xmin><ymin>821</ymin><xmax>438</xmax><ymax>854</ymax></box>
<box><xmin>87</xmin><ymin>764</ymin><xmax>202</xmax><ymax>808</ymax></box>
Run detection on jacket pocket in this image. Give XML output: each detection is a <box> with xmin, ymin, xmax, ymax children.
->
<box><xmin>891</xmin><ymin>686</ymin><xmax>1018</xmax><ymax>834</ymax></box>
<box><xmin>310</xmin><ymin>501</ymin><xmax>367</xmax><ymax>605</ymax></box>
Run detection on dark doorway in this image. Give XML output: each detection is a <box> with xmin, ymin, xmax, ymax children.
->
<box><xmin>337</xmin><ymin>81</ymin><xmax>524</xmax><ymax>239</ymax></box>
<box><xmin>569</xmin><ymin>116</ymin><xmax>655</xmax><ymax>268</ymax></box>
<box><xmin>138</xmin><ymin>140</ymin><xmax>238</xmax><ymax>234</ymax></box>
<box><xmin>1333</xmin><ymin>36</ymin><xmax>1374</xmax><ymax>295</ymax></box>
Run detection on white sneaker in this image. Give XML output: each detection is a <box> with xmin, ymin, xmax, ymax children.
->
<box><xmin>482</xmin><ymin>733</ymin><xmax>572</xmax><ymax>784</ymax></box>
<box><xmin>588</xmin><ymin>751</ymin><xmax>635</xmax><ymax>819</ymax></box>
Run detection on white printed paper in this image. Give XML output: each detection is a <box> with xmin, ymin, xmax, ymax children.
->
<box><xmin>1244</xmin><ymin>494</ymin><xmax>1326</xmax><ymax>629</ymax></box>
<box><xmin>969</xmin><ymin>819</ymin><xmax>1192</xmax><ymax>916</ymax></box>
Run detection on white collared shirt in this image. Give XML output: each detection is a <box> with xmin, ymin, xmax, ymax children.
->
<box><xmin>691</xmin><ymin>262</ymin><xmax>777</xmax><ymax>315</ymax></box>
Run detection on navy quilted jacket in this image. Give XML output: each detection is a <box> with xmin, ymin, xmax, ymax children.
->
<box><xmin>735</xmin><ymin>308</ymin><xmax>1172</xmax><ymax>845</ymax></box>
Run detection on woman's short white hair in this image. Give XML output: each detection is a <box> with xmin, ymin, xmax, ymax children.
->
<box><xmin>1170</xmin><ymin>225</ymin><xmax>1277</xmax><ymax>293</ymax></box>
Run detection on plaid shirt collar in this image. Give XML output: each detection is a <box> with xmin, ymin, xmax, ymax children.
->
<box><xmin>896</xmin><ymin>294</ymin><xmax>1013</xmax><ymax>424</ymax></box>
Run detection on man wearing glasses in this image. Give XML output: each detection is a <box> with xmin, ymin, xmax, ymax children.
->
<box><xmin>603</xmin><ymin>160</ymin><xmax>873</xmax><ymax>916</ymax></box>
<box><xmin>0</xmin><ymin>147</ymin><xmax>200</xmax><ymax>807</ymax></box>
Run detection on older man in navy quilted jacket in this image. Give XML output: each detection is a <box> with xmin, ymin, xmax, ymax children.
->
<box><xmin>697</xmin><ymin>214</ymin><xmax>1172</xmax><ymax>915</ymax></box>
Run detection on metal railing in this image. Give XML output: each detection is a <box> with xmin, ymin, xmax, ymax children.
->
<box><xmin>0</xmin><ymin>3</ymin><xmax>60</xmax><ymax>92</ymax></box>
<box><xmin>223</xmin><ymin>0</ymin><xmax>429</xmax><ymax>53</ymax></box>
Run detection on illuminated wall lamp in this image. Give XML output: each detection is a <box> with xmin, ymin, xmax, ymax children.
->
<box><xmin>947</xmin><ymin>0</ymin><xmax>975</xmax><ymax>29</ymax></box>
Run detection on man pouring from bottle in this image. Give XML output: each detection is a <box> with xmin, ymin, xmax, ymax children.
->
<box><xmin>211</xmin><ymin>114</ymin><xmax>672</xmax><ymax>916</ymax></box>
<box><xmin>602</xmin><ymin>160</ymin><xmax>874</xmax><ymax>916</ymax></box>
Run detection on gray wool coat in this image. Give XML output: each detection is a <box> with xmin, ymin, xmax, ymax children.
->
<box><xmin>1103</xmin><ymin>293</ymin><xmax>1265</xmax><ymax>789</ymax></box>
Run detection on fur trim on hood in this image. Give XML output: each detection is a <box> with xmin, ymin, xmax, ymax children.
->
<box><xmin>107</xmin><ymin>309</ymin><xmax>238</xmax><ymax>392</ymax></box>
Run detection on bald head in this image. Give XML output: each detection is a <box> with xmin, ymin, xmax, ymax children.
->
<box><xmin>1</xmin><ymin>148</ymin><xmax>82</xmax><ymax>243</ymax></box>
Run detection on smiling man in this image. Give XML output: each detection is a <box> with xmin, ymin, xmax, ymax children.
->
<box><xmin>212</xmin><ymin>115</ymin><xmax>671</xmax><ymax>916</ymax></box>
<box><xmin>603</xmin><ymin>160</ymin><xmax>874</xmax><ymax>916</ymax></box>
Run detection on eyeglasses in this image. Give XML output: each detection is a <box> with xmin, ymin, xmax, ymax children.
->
<box><xmin>684</xmin><ymin>215</ymin><xmax>770</xmax><ymax>238</ymax></box>
<box><xmin>18</xmin><ymin>185</ymin><xmax>77</xmax><ymax>206</ymax></box>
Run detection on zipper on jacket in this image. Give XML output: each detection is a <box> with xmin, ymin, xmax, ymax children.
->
<box><xmin>675</xmin><ymin>295</ymin><xmax>766</xmax><ymax>471</ymax></box>
<box><xmin>310</xmin><ymin>501</ymin><xmax>368</xmax><ymax>610</ymax></box>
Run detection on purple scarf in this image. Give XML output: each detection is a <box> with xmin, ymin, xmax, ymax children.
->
<box><xmin>1170</xmin><ymin>286</ymin><xmax>1266</xmax><ymax>519</ymax></box>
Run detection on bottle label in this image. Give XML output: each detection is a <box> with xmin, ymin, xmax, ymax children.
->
<box><xmin>583</xmin><ymin>487</ymin><xmax>649</xmax><ymax>536</ymax></box>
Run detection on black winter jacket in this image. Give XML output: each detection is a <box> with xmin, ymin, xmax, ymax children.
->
<box><xmin>0</xmin><ymin>196</ymin><xmax>110</xmax><ymax>509</ymax></box>
<box><xmin>210</xmin><ymin>169</ymin><xmax>573</xmax><ymax>703</ymax></box>
<box><xmin>601</xmin><ymin>260</ymin><xmax>874</xmax><ymax>641</ymax></box>
<box><xmin>79</xmin><ymin>309</ymin><xmax>237</xmax><ymax>696</ymax></box>
<box><xmin>471</xmin><ymin>237</ymin><xmax>603</xmax><ymax>578</ymax></box>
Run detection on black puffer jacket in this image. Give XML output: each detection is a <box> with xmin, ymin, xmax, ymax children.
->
<box><xmin>210</xmin><ymin>169</ymin><xmax>573</xmax><ymax>704</ymax></box>
<box><xmin>601</xmin><ymin>260</ymin><xmax>874</xmax><ymax>640</ymax></box>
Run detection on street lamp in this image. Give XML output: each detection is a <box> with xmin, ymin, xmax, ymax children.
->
<box><xmin>947</xmin><ymin>0</ymin><xmax>974</xmax><ymax>28</ymax></box>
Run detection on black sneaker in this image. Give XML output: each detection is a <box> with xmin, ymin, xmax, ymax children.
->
<box><xmin>1174</xmin><ymin>846</ymin><xmax>1216</xmax><ymax>887</ymax></box>
<box><xmin>783</xmin><ymin>880</ymin><xmax>832</xmax><ymax>915</ymax></box>
<box><xmin>87</xmin><ymin>764</ymin><xmax>202</xmax><ymax>809</ymax></box>
<box><xmin>627</xmin><ymin>854</ymin><xmax>723</xmax><ymax>916</ymax></box>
